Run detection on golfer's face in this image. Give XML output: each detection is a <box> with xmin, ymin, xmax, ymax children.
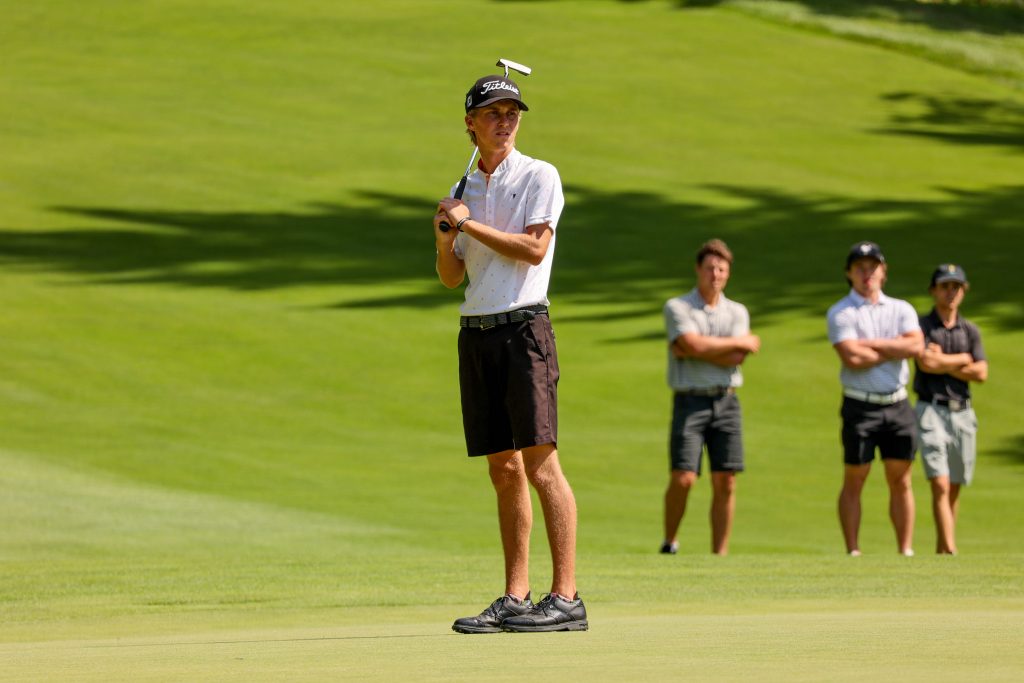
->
<box><xmin>467</xmin><ymin>101</ymin><xmax>521</xmax><ymax>152</ymax></box>
<box><xmin>696</xmin><ymin>255</ymin><xmax>730</xmax><ymax>294</ymax></box>
<box><xmin>931</xmin><ymin>281</ymin><xmax>965</xmax><ymax>309</ymax></box>
<box><xmin>847</xmin><ymin>257</ymin><xmax>885</xmax><ymax>297</ymax></box>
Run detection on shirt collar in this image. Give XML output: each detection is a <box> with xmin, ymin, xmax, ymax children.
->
<box><xmin>478</xmin><ymin>148</ymin><xmax>520</xmax><ymax>178</ymax></box>
<box><xmin>848</xmin><ymin>288</ymin><xmax>889</xmax><ymax>306</ymax></box>
<box><xmin>927</xmin><ymin>307</ymin><xmax>961</xmax><ymax>329</ymax></box>
<box><xmin>690</xmin><ymin>287</ymin><xmax>728</xmax><ymax>311</ymax></box>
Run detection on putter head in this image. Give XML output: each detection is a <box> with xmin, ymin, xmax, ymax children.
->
<box><xmin>497</xmin><ymin>58</ymin><xmax>532</xmax><ymax>78</ymax></box>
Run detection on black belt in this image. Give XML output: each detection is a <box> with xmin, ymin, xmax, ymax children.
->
<box><xmin>677</xmin><ymin>387</ymin><xmax>735</xmax><ymax>398</ymax></box>
<box><xmin>460</xmin><ymin>305</ymin><xmax>548</xmax><ymax>330</ymax></box>
<box><xmin>930</xmin><ymin>397</ymin><xmax>971</xmax><ymax>412</ymax></box>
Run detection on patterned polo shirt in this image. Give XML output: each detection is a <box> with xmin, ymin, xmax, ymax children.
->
<box><xmin>452</xmin><ymin>149</ymin><xmax>564</xmax><ymax>315</ymax></box>
<box><xmin>827</xmin><ymin>289</ymin><xmax>920</xmax><ymax>393</ymax></box>
<box><xmin>664</xmin><ymin>288</ymin><xmax>750</xmax><ymax>391</ymax></box>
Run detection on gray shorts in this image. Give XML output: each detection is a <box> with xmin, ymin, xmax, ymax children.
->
<box><xmin>669</xmin><ymin>392</ymin><xmax>744</xmax><ymax>474</ymax></box>
<box><xmin>916</xmin><ymin>401</ymin><xmax>977</xmax><ymax>485</ymax></box>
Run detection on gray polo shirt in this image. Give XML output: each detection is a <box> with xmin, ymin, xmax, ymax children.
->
<box><xmin>827</xmin><ymin>289</ymin><xmax>920</xmax><ymax>393</ymax></box>
<box><xmin>664</xmin><ymin>289</ymin><xmax>749</xmax><ymax>391</ymax></box>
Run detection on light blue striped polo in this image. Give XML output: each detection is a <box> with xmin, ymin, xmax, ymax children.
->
<box><xmin>827</xmin><ymin>289</ymin><xmax>920</xmax><ymax>393</ymax></box>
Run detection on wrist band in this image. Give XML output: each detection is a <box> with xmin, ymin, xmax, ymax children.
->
<box><xmin>456</xmin><ymin>216</ymin><xmax>471</xmax><ymax>231</ymax></box>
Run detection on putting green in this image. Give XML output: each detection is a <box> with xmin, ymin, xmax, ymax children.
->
<box><xmin>2</xmin><ymin>1</ymin><xmax>1022</xmax><ymax>680</ymax></box>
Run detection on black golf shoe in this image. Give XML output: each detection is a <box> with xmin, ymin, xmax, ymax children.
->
<box><xmin>452</xmin><ymin>592</ymin><xmax>533</xmax><ymax>634</ymax></box>
<box><xmin>501</xmin><ymin>592</ymin><xmax>588</xmax><ymax>632</ymax></box>
<box><xmin>659</xmin><ymin>541</ymin><xmax>678</xmax><ymax>555</ymax></box>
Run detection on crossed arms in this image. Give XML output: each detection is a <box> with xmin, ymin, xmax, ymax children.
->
<box><xmin>671</xmin><ymin>332</ymin><xmax>761</xmax><ymax>368</ymax></box>
<box><xmin>832</xmin><ymin>331</ymin><xmax>924</xmax><ymax>370</ymax></box>
<box><xmin>917</xmin><ymin>342</ymin><xmax>988</xmax><ymax>383</ymax></box>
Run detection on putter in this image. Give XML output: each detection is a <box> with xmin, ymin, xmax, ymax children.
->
<box><xmin>496</xmin><ymin>58</ymin><xmax>532</xmax><ymax>78</ymax></box>
<box><xmin>438</xmin><ymin>147</ymin><xmax>479</xmax><ymax>232</ymax></box>
<box><xmin>439</xmin><ymin>58</ymin><xmax>532</xmax><ymax>232</ymax></box>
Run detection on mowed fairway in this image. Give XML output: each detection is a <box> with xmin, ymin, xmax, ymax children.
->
<box><xmin>1</xmin><ymin>1</ymin><xmax>1023</xmax><ymax>681</ymax></box>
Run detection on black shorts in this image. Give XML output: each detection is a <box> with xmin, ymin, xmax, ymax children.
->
<box><xmin>840</xmin><ymin>396</ymin><xmax>917</xmax><ymax>465</ymax></box>
<box><xmin>458</xmin><ymin>313</ymin><xmax>559</xmax><ymax>457</ymax></box>
<box><xmin>669</xmin><ymin>392</ymin><xmax>744</xmax><ymax>474</ymax></box>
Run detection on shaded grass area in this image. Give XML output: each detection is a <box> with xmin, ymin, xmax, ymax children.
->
<box><xmin>714</xmin><ymin>0</ymin><xmax>1024</xmax><ymax>88</ymax></box>
<box><xmin>0</xmin><ymin>181</ymin><xmax>1020</xmax><ymax>329</ymax></box>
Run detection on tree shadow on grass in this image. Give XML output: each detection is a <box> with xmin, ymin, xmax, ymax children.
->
<box><xmin>492</xmin><ymin>0</ymin><xmax>1024</xmax><ymax>36</ymax></box>
<box><xmin>876</xmin><ymin>92</ymin><xmax>1024</xmax><ymax>149</ymax></box>
<box><xmin>988</xmin><ymin>433</ymin><xmax>1024</xmax><ymax>467</ymax></box>
<box><xmin>553</xmin><ymin>183</ymin><xmax>1024</xmax><ymax>334</ymax></box>
<box><xmin>675</xmin><ymin>0</ymin><xmax>1024</xmax><ymax>36</ymax></box>
<box><xmin>0</xmin><ymin>184</ymin><xmax>1020</xmax><ymax>333</ymax></box>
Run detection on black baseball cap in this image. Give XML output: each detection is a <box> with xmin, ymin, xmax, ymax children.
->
<box><xmin>845</xmin><ymin>241</ymin><xmax>886</xmax><ymax>269</ymax></box>
<box><xmin>930</xmin><ymin>263</ymin><xmax>968</xmax><ymax>287</ymax></box>
<box><xmin>465</xmin><ymin>75</ymin><xmax>529</xmax><ymax>113</ymax></box>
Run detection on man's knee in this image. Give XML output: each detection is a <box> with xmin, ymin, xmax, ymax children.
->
<box><xmin>488</xmin><ymin>452</ymin><xmax>526</xmax><ymax>491</ymax></box>
<box><xmin>930</xmin><ymin>476</ymin><xmax>951</xmax><ymax>497</ymax></box>
<box><xmin>711</xmin><ymin>471</ymin><xmax>737</xmax><ymax>496</ymax></box>
<box><xmin>522</xmin><ymin>444</ymin><xmax>561</xmax><ymax>489</ymax></box>
<box><xmin>884</xmin><ymin>460</ymin><xmax>914</xmax><ymax>491</ymax></box>
<box><xmin>668</xmin><ymin>469</ymin><xmax>698</xmax><ymax>491</ymax></box>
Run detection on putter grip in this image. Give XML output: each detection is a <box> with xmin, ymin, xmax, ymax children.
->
<box><xmin>439</xmin><ymin>176</ymin><xmax>469</xmax><ymax>232</ymax></box>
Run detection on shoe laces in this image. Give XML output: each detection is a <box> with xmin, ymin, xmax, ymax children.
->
<box><xmin>482</xmin><ymin>593</ymin><xmax>523</xmax><ymax>619</ymax></box>
<box><xmin>534</xmin><ymin>593</ymin><xmax>559</xmax><ymax>614</ymax></box>
<box><xmin>481</xmin><ymin>596</ymin><xmax>506</xmax><ymax>619</ymax></box>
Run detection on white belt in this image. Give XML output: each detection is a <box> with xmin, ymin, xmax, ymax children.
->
<box><xmin>843</xmin><ymin>387</ymin><xmax>907</xmax><ymax>405</ymax></box>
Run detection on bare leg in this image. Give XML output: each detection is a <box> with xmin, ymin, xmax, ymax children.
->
<box><xmin>949</xmin><ymin>484</ymin><xmax>962</xmax><ymax>522</ymax></box>
<box><xmin>884</xmin><ymin>459</ymin><xmax>915</xmax><ymax>554</ymax></box>
<box><xmin>710</xmin><ymin>471</ymin><xmax>737</xmax><ymax>555</ymax></box>
<box><xmin>929</xmin><ymin>476</ymin><xmax>956</xmax><ymax>554</ymax></box>
<box><xmin>948</xmin><ymin>482</ymin><xmax>962</xmax><ymax>554</ymax></box>
<box><xmin>839</xmin><ymin>463</ymin><xmax>871</xmax><ymax>554</ymax></box>
<box><xmin>522</xmin><ymin>444</ymin><xmax>577</xmax><ymax>597</ymax></box>
<box><xmin>487</xmin><ymin>450</ymin><xmax>532</xmax><ymax>598</ymax></box>
<box><xmin>664</xmin><ymin>470</ymin><xmax>698</xmax><ymax>545</ymax></box>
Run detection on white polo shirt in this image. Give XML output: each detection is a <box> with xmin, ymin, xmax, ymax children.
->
<box><xmin>827</xmin><ymin>289</ymin><xmax>920</xmax><ymax>393</ymax></box>
<box><xmin>452</xmin><ymin>148</ymin><xmax>564</xmax><ymax>315</ymax></box>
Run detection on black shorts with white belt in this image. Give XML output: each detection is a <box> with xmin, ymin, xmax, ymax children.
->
<box><xmin>840</xmin><ymin>387</ymin><xmax>917</xmax><ymax>465</ymax></box>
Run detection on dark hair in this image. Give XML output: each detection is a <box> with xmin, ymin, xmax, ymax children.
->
<box><xmin>696</xmin><ymin>239</ymin><xmax>733</xmax><ymax>266</ymax></box>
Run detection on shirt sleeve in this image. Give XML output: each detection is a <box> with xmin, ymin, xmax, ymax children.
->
<box><xmin>968</xmin><ymin>322</ymin><xmax>987</xmax><ymax>362</ymax></box>
<box><xmin>665</xmin><ymin>299</ymin><xmax>696</xmax><ymax>342</ymax></box>
<box><xmin>897</xmin><ymin>301</ymin><xmax>921</xmax><ymax>335</ymax></box>
<box><xmin>526</xmin><ymin>163</ymin><xmax>565</xmax><ymax>230</ymax></box>
<box><xmin>827</xmin><ymin>305</ymin><xmax>854</xmax><ymax>344</ymax></box>
<box><xmin>732</xmin><ymin>304</ymin><xmax>750</xmax><ymax>336</ymax></box>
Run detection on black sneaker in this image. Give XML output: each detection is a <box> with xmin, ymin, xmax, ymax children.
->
<box><xmin>501</xmin><ymin>593</ymin><xmax>588</xmax><ymax>632</ymax></box>
<box><xmin>659</xmin><ymin>541</ymin><xmax>678</xmax><ymax>555</ymax></box>
<box><xmin>452</xmin><ymin>592</ymin><xmax>533</xmax><ymax>634</ymax></box>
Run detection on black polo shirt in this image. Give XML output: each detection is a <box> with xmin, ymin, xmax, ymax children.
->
<box><xmin>913</xmin><ymin>308</ymin><xmax>986</xmax><ymax>402</ymax></box>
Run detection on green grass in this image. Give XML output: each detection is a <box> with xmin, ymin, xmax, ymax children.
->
<box><xmin>720</xmin><ymin>0</ymin><xmax>1024</xmax><ymax>90</ymax></box>
<box><xmin>1</xmin><ymin>0</ymin><xmax>1023</xmax><ymax>680</ymax></box>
